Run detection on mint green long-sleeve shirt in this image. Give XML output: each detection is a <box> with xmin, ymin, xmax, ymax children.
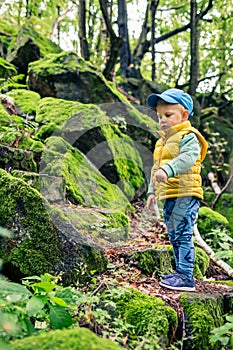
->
<box><xmin>147</xmin><ymin>133</ymin><xmax>201</xmax><ymax>195</ymax></box>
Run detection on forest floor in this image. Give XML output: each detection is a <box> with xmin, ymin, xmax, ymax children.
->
<box><xmin>102</xmin><ymin>201</ymin><xmax>233</xmax><ymax>317</ymax></box>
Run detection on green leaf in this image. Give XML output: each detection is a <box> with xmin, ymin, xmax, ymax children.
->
<box><xmin>55</xmin><ymin>288</ymin><xmax>83</xmax><ymax>305</ymax></box>
<box><xmin>22</xmin><ymin>317</ymin><xmax>36</xmax><ymax>335</ymax></box>
<box><xmin>0</xmin><ymin>280</ymin><xmax>32</xmax><ymax>303</ymax></box>
<box><xmin>50</xmin><ymin>296</ymin><xmax>67</xmax><ymax>307</ymax></box>
<box><xmin>33</xmin><ymin>282</ymin><xmax>56</xmax><ymax>293</ymax></box>
<box><xmin>49</xmin><ymin>305</ymin><xmax>72</xmax><ymax>329</ymax></box>
<box><xmin>26</xmin><ymin>295</ymin><xmax>47</xmax><ymax>316</ymax></box>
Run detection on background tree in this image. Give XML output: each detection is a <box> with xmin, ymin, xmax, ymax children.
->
<box><xmin>1</xmin><ymin>0</ymin><xmax>233</xmax><ymax>99</ymax></box>
<box><xmin>117</xmin><ymin>0</ymin><xmax>131</xmax><ymax>78</ymax></box>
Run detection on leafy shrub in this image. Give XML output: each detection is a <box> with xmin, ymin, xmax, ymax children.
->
<box><xmin>0</xmin><ymin>273</ymin><xmax>82</xmax><ymax>342</ymax></box>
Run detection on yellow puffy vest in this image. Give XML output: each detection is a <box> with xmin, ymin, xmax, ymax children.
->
<box><xmin>152</xmin><ymin>121</ymin><xmax>208</xmax><ymax>200</ymax></box>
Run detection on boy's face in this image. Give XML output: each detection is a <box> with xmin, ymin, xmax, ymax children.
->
<box><xmin>156</xmin><ymin>103</ymin><xmax>189</xmax><ymax>131</ymax></box>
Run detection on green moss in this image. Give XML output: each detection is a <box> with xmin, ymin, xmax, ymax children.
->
<box><xmin>160</xmin><ymin>245</ymin><xmax>209</xmax><ymax>279</ymax></box>
<box><xmin>126</xmin><ymin>249</ymin><xmax>173</xmax><ymax>276</ymax></box>
<box><xmin>0</xmin><ymin>169</ymin><xmax>61</xmax><ymax>275</ymax></box>
<box><xmin>193</xmin><ymin>247</ymin><xmax>210</xmax><ymax>280</ymax></box>
<box><xmin>180</xmin><ymin>293</ymin><xmax>224</xmax><ymax>350</ymax></box>
<box><xmin>106</xmin><ymin>287</ymin><xmax>177</xmax><ymax>345</ymax></box>
<box><xmin>35</xmin><ymin>97</ymin><xmax>110</xmax><ymax>140</ymax></box>
<box><xmin>28</xmin><ymin>51</ymin><xmax>89</xmax><ymax>77</ymax></box>
<box><xmin>101</xmin><ymin>124</ymin><xmax>144</xmax><ymax>198</ymax></box>
<box><xmin>57</xmin><ymin>205</ymin><xmax>129</xmax><ymax>242</ymax></box>
<box><xmin>198</xmin><ymin>206</ymin><xmax>230</xmax><ymax>240</ymax></box>
<box><xmin>18</xmin><ymin>136</ymin><xmax>45</xmax><ymax>153</ymax></box>
<box><xmin>8</xmin><ymin>26</ymin><xmax>61</xmax><ymax>59</ymax></box>
<box><xmin>199</xmin><ymin>206</ymin><xmax>229</xmax><ymax>226</ymax></box>
<box><xmin>11</xmin><ymin>327</ymin><xmax>121</xmax><ymax>350</ymax></box>
<box><xmin>208</xmin><ymin>194</ymin><xmax>233</xmax><ymax>235</ymax></box>
<box><xmin>40</xmin><ymin>137</ymin><xmax>130</xmax><ymax>211</ymax></box>
<box><xmin>0</xmin><ymin>103</ymin><xmax>12</xmax><ymax>125</ymax></box>
<box><xmin>0</xmin><ymin>57</ymin><xmax>17</xmax><ymax>78</ymax></box>
<box><xmin>7</xmin><ymin>89</ymin><xmax>41</xmax><ymax>115</ymax></box>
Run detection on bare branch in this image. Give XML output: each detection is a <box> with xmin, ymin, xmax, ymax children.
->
<box><xmin>194</xmin><ymin>224</ymin><xmax>233</xmax><ymax>278</ymax></box>
<box><xmin>50</xmin><ymin>7</ymin><xmax>74</xmax><ymax>40</ymax></box>
<box><xmin>211</xmin><ymin>174</ymin><xmax>233</xmax><ymax>209</ymax></box>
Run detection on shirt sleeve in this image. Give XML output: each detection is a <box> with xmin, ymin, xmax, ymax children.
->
<box><xmin>161</xmin><ymin>133</ymin><xmax>201</xmax><ymax>178</ymax></box>
<box><xmin>147</xmin><ymin>169</ymin><xmax>155</xmax><ymax>195</ymax></box>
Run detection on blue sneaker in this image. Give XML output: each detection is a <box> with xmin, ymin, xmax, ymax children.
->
<box><xmin>159</xmin><ymin>273</ymin><xmax>195</xmax><ymax>292</ymax></box>
<box><xmin>162</xmin><ymin>272</ymin><xmax>178</xmax><ymax>280</ymax></box>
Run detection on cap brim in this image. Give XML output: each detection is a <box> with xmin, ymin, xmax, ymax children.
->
<box><xmin>146</xmin><ymin>94</ymin><xmax>159</xmax><ymax>108</ymax></box>
<box><xmin>147</xmin><ymin>93</ymin><xmax>179</xmax><ymax>108</ymax></box>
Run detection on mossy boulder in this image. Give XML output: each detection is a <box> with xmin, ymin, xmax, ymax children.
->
<box><xmin>180</xmin><ymin>293</ymin><xmax>225</xmax><ymax>350</ymax></box>
<box><xmin>27</xmin><ymin>51</ymin><xmax>122</xmax><ymax>103</ymax></box>
<box><xmin>12</xmin><ymin>136</ymin><xmax>131</xmax><ymax>241</ymax></box>
<box><xmin>198</xmin><ymin>206</ymin><xmax>232</xmax><ymax>251</ymax></box>
<box><xmin>39</xmin><ymin>136</ymin><xmax>131</xmax><ymax>211</ymax></box>
<box><xmin>6</xmin><ymin>89</ymin><xmax>41</xmax><ymax>116</ymax></box>
<box><xmin>159</xmin><ymin>245</ymin><xmax>209</xmax><ymax>280</ymax></box>
<box><xmin>0</xmin><ymin>102</ymin><xmax>12</xmax><ymax>126</ymax></box>
<box><xmin>35</xmin><ymin>97</ymin><xmax>145</xmax><ymax>199</ymax></box>
<box><xmin>104</xmin><ymin>287</ymin><xmax>177</xmax><ymax>346</ymax></box>
<box><xmin>7</xmin><ymin>26</ymin><xmax>61</xmax><ymax>74</ymax></box>
<box><xmin>59</xmin><ymin>205</ymin><xmax>129</xmax><ymax>242</ymax></box>
<box><xmin>193</xmin><ymin>246</ymin><xmax>210</xmax><ymax>279</ymax></box>
<box><xmin>0</xmin><ymin>145</ymin><xmax>37</xmax><ymax>172</ymax></box>
<box><xmin>123</xmin><ymin>248</ymin><xmax>173</xmax><ymax>277</ymax></box>
<box><xmin>0</xmin><ymin>169</ymin><xmax>108</xmax><ymax>285</ymax></box>
<box><xmin>0</xmin><ymin>57</ymin><xmax>17</xmax><ymax>78</ymax></box>
<box><xmin>203</xmin><ymin>193</ymin><xmax>233</xmax><ymax>235</ymax></box>
<box><xmin>11</xmin><ymin>169</ymin><xmax>130</xmax><ymax>242</ymax></box>
<box><xmin>10</xmin><ymin>327</ymin><xmax>121</xmax><ymax>350</ymax></box>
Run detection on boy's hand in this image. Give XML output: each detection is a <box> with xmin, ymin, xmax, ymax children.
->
<box><xmin>146</xmin><ymin>194</ymin><xmax>156</xmax><ymax>211</ymax></box>
<box><xmin>153</xmin><ymin>168</ymin><xmax>168</xmax><ymax>186</ymax></box>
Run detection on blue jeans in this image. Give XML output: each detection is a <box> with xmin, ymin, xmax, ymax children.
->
<box><xmin>163</xmin><ymin>196</ymin><xmax>200</xmax><ymax>280</ymax></box>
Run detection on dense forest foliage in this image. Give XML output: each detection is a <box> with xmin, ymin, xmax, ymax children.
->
<box><xmin>1</xmin><ymin>0</ymin><xmax>233</xmax><ymax>95</ymax></box>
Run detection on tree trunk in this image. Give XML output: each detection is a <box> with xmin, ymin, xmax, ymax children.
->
<box><xmin>117</xmin><ymin>0</ymin><xmax>131</xmax><ymax>77</ymax></box>
<box><xmin>133</xmin><ymin>3</ymin><xmax>150</xmax><ymax>74</ymax></box>
<box><xmin>189</xmin><ymin>0</ymin><xmax>199</xmax><ymax>96</ymax></box>
<box><xmin>99</xmin><ymin>0</ymin><xmax>123</xmax><ymax>81</ymax></box>
<box><xmin>78</xmin><ymin>0</ymin><xmax>90</xmax><ymax>60</ymax></box>
<box><xmin>150</xmin><ymin>0</ymin><xmax>159</xmax><ymax>81</ymax></box>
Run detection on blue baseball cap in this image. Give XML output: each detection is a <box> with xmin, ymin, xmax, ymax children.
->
<box><xmin>146</xmin><ymin>88</ymin><xmax>194</xmax><ymax>116</ymax></box>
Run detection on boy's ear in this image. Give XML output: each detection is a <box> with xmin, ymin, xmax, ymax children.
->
<box><xmin>182</xmin><ymin>109</ymin><xmax>189</xmax><ymax>120</ymax></box>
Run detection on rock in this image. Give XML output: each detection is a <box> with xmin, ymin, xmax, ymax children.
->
<box><xmin>10</xmin><ymin>170</ymin><xmax>66</xmax><ymax>203</ymax></box>
<box><xmin>10</xmin><ymin>327</ymin><xmax>122</xmax><ymax>350</ymax></box>
<box><xmin>7</xmin><ymin>26</ymin><xmax>61</xmax><ymax>74</ymax></box>
<box><xmin>0</xmin><ymin>57</ymin><xmax>17</xmax><ymax>78</ymax></box>
<box><xmin>6</xmin><ymin>89</ymin><xmax>41</xmax><ymax>116</ymax></box>
<box><xmin>35</xmin><ymin>97</ymin><xmax>146</xmax><ymax>200</ymax></box>
<box><xmin>27</xmin><ymin>51</ymin><xmax>122</xmax><ymax>103</ymax></box>
<box><xmin>9</xmin><ymin>136</ymin><xmax>131</xmax><ymax>243</ymax></box>
<box><xmin>203</xmin><ymin>193</ymin><xmax>233</xmax><ymax>234</ymax></box>
<box><xmin>123</xmin><ymin>248</ymin><xmax>173</xmax><ymax>276</ymax></box>
<box><xmin>0</xmin><ymin>100</ymin><xmax>12</xmax><ymax>125</ymax></box>
<box><xmin>104</xmin><ymin>287</ymin><xmax>178</xmax><ymax>347</ymax></box>
<box><xmin>180</xmin><ymin>292</ymin><xmax>233</xmax><ymax>350</ymax></box>
<box><xmin>0</xmin><ymin>145</ymin><xmax>37</xmax><ymax>172</ymax></box>
<box><xmin>0</xmin><ymin>168</ymin><xmax>108</xmax><ymax>285</ymax></box>
<box><xmin>10</xmin><ymin>169</ymin><xmax>129</xmax><ymax>242</ymax></box>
